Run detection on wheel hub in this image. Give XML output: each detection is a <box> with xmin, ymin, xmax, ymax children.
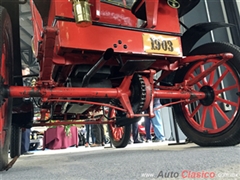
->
<box><xmin>199</xmin><ymin>85</ymin><xmax>215</xmax><ymax>106</ymax></box>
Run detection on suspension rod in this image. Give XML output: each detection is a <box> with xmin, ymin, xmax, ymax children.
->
<box><xmin>33</xmin><ymin>120</ymin><xmax>116</xmax><ymax>127</ymax></box>
<box><xmin>7</xmin><ymin>86</ymin><xmax>206</xmax><ymax>100</ymax></box>
<box><xmin>154</xmin><ymin>89</ymin><xmax>206</xmax><ymax>99</ymax></box>
<box><xmin>7</xmin><ymin>86</ymin><xmax>121</xmax><ymax>98</ymax></box>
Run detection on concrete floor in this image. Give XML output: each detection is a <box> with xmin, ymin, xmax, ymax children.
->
<box><xmin>2</xmin><ymin>141</ymin><xmax>240</xmax><ymax>180</ymax></box>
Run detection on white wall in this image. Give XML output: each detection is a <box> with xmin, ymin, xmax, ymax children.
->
<box><xmin>236</xmin><ymin>0</ymin><xmax>240</xmax><ymax>13</ymax></box>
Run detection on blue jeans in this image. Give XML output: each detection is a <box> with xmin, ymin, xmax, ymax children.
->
<box><xmin>145</xmin><ymin>117</ymin><xmax>152</xmax><ymax>140</ymax></box>
<box><xmin>132</xmin><ymin>122</ymin><xmax>139</xmax><ymax>142</ymax></box>
<box><xmin>21</xmin><ymin>128</ymin><xmax>31</xmax><ymax>154</ymax></box>
<box><xmin>145</xmin><ymin>109</ymin><xmax>165</xmax><ymax>140</ymax></box>
<box><xmin>86</xmin><ymin>124</ymin><xmax>95</xmax><ymax>144</ymax></box>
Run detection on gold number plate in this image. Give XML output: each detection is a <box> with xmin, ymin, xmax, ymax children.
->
<box><xmin>143</xmin><ymin>33</ymin><xmax>182</xmax><ymax>56</ymax></box>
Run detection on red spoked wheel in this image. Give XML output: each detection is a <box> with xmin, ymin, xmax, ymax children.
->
<box><xmin>0</xmin><ymin>6</ymin><xmax>13</xmax><ymax>170</ymax></box>
<box><xmin>107</xmin><ymin>108</ymin><xmax>131</xmax><ymax>148</ymax></box>
<box><xmin>173</xmin><ymin>42</ymin><xmax>240</xmax><ymax>146</ymax></box>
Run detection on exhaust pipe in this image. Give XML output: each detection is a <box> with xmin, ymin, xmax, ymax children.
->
<box><xmin>81</xmin><ymin>48</ymin><xmax>114</xmax><ymax>87</ymax></box>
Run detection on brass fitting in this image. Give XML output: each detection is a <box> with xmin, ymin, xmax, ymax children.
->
<box><xmin>70</xmin><ymin>0</ymin><xmax>92</xmax><ymax>27</ymax></box>
<box><xmin>31</xmin><ymin>79</ymin><xmax>37</xmax><ymax>87</ymax></box>
<box><xmin>31</xmin><ymin>38</ymin><xmax>36</xmax><ymax>57</ymax></box>
<box><xmin>167</xmin><ymin>0</ymin><xmax>180</xmax><ymax>9</ymax></box>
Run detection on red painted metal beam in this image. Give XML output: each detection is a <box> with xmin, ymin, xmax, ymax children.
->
<box><xmin>180</xmin><ymin>53</ymin><xmax>233</xmax><ymax>65</ymax></box>
<box><xmin>8</xmin><ymin>86</ymin><xmax>122</xmax><ymax>98</ymax></box>
<box><xmin>154</xmin><ymin>90</ymin><xmax>206</xmax><ymax>100</ymax></box>
<box><xmin>33</xmin><ymin>120</ymin><xmax>116</xmax><ymax>127</ymax></box>
<box><xmin>39</xmin><ymin>27</ymin><xmax>58</xmax><ymax>81</ymax></box>
<box><xmin>8</xmin><ymin>86</ymin><xmax>206</xmax><ymax>100</ymax></box>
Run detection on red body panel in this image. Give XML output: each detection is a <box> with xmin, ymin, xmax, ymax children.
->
<box><xmin>30</xmin><ymin>0</ymin><xmax>43</xmax><ymax>59</ymax></box>
<box><xmin>32</xmin><ymin>0</ymin><xmax>181</xmax><ymax>58</ymax></box>
<box><xmin>154</xmin><ymin>0</ymin><xmax>180</xmax><ymax>33</ymax></box>
<box><xmin>55</xmin><ymin>21</ymin><xmax>182</xmax><ymax>56</ymax></box>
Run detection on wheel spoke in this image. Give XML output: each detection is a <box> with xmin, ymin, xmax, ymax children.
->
<box><xmin>209</xmin><ymin>105</ymin><xmax>218</xmax><ymax>129</ymax></box>
<box><xmin>200</xmin><ymin>107</ymin><xmax>208</xmax><ymax>128</ymax></box>
<box><xmin>187</xmin><ymin>61</ymin><xmax>223</xmax><ymax>86</ymax></box>
<box><xmin>189</xmin><ymin>74</ymin><xmax>202</xmax><ymax>88</ymax></box>
<box><xmin>116</xmin><ymin>128</ymin><xmax>121</xmax><ymax>139</ymax></box>
<box><xmin>213</xmin><ymin>103</ymin><xmax>230</xmax><ymax>123</ymax></box>
<box><xmin>189</xmin><ymin>103</ymin><xmax>201</xmax><ymax>118</ymax></box>
<box><xmin>110</xmin><ymin>109</ymin><xmax>115</xmax><ymax>118</ymax></box>
<box><xmin>208</xmin><ymin>68</ymin><xmax>215</xmax><ymax>85</ymax></box>
<box><xmin>184</xmin><ymin>98</ymin><xmax>198</xmax><ymax>105</ymax></box>
<box><xmin>215</xmin><ymin>84</ymin><xmax>238</xmax><ymax>94</ymax></box>
<box><xmin>113</xmin><ymin>129</ymin><xmax>119</xmax><ymax>140</ymax></box>
<box><xmin>213</xmin><ymin>69</ymin><xmax>229</xmax><ymax>89</ymax></box>
<box><xmin>109</xmin><ymin>109</ymin><xmax>122</xmax><ymax>141</ymax></box>
<box><xmin>200</xmin><ymin>65</ymin><xmax>208</xmax><ymax>85</ymax></box>
<box><xmin>215</xmin><ymin>96</ymin><xmax>238</xmax><ymax>107</ymax></box>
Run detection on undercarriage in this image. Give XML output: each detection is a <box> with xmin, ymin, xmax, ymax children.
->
<box><xmin>0</xmin><ymin>0</ymin><xmax>239</xmax><ymax>171</ymax></box>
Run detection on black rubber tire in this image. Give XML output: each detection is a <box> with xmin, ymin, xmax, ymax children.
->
<box><xmin>10</xmin><ymin>125</ymin><xmax>21</xmax><ymax>158</ymax></box>
<box><xmin>173</xmin><ymin>42</ymin><xmax>240</xmax><ymax>146</ymax></box>
<box><xmin>29</xmin><ymin>143</ymin><xmax>39</xmax><ymax>151</ymax></box>
<box><xmin>0</xmin><ymin>6</ymin><xmax>14</xmax><ymax>170</ymax></box>
<box><xmin>107</xmin><ymin>108</ymin><xmax>131</xmax><ymax>148</ymax></box>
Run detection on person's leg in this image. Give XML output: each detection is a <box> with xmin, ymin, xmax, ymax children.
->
<box><xmin>95</xmin><ymin>124</ymin><xmax>102</xmax><ymax>144</ymax></box>
<box><xmin>85</xmin><ymin>124</ymin><xmax>90</xmax><ymax>143</ymax></box>
<box><xmin>84</xmin><ymin>125</ymin><xmax>90</xmax><ymax>147</ymax></box>
<box><xmin>132</xmin><ymin>122</ymin><xmax>142</xmax><ymax>143</ymax></box>
<box><xmin>151</xmin><ymin>110</ymin><xmax>165</xmax><ymax>141</ymax></box>
<box><xmin>25</xmin><ymin>129</ymin><xmax>31</xmax><ymax>149</ymax></box>
<box><xmin>144</xmin><ymin>117</ymin><xmax>152</xmax><ymax>140</ymax></box>
<box><xmin>90</xmin><ymin>125</ymin><xmax>95</xmax><ymax>144</ymax></box>
<box><xmin>91</xmin><ymin>125</ymin><xmax>101</xmax><ymax>147</ymax></box>
<box><xmin>21</xmin><ymin>130</ymin><xmax>26</xmax><ymax>154</ymax></box>
<box><xmin>21</xmin><ymin>128</ymin><xmax>31</xmax><ymax>154</ymax></box>
<box><xmin>91</xmin><ymin>125</ymin><xmax>97</xmax><ymax>144</ymax></box>
<box><xmin>100</xmin><ymin>124</ymin><xmax>105</xmax><ymax>145</ymax></box>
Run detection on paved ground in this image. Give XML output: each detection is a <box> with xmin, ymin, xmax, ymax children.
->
<box><xmin>1</xmin><ymin>142</ymin><xmax>240</xmax><ymax>180</ymax></box>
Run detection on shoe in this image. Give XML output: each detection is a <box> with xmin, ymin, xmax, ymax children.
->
<box><xmin>152</xmin><ymin>139</ymin><xmax>165</xmax><ymax>143</ymax></box>
<box><xmin>84</xmin><ymin>143</ymin><xmax>89</xmax><ymax>147</ymax></box>
<box><xmin>128</xmin><ymin>140</ymin><xmax>132</xmax><ymax>144</ymax></box>
<box><xmin>152</xmin><ymin>136</ymin><xmax>157</xmax><ymax>140</ymax></box>
<box><xmin>145</xmin><ymin>139</ymin><xmax>152</xmax><ymax>143</ymax></box>
<box><xmin>23</xmin><ymin>152</ymin><xmax>34</xmax><ymax>155</ymax></box>
<box><xmin>134</xmin><ymin>140</ymin><xmax>143</xmax><ymax>143</ymax></box>
<box><xmin>90</xmin><ymin>143</ymin><xmax>101</xmax><ymax>147</ymax></box>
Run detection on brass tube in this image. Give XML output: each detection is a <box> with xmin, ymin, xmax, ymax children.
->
<box><xmin>71</xmin><ymin>0</ymin><xmax>92</xmax><ymax>27</ymax></box>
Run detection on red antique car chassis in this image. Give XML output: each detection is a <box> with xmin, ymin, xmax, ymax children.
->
<box><xmin>0</xmin><ymin>0</ymin><xmax>240</xmax><ymax>171</ymax></box>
